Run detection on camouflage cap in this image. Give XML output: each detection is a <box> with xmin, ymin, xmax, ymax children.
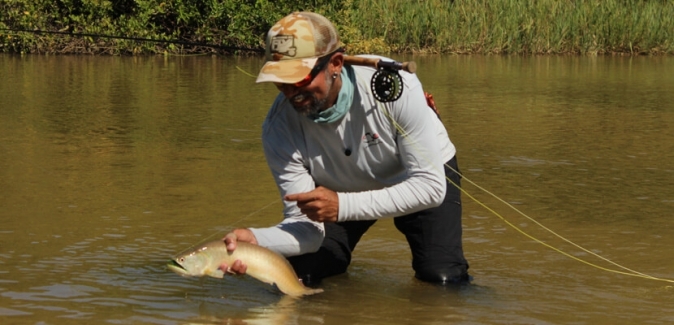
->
<box><xmin>256</xmin><ymin>12</ymin><xmax>340</xmax><ymax>84</ymax></box>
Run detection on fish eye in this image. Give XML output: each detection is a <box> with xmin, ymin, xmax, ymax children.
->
<box><xmin>179</xmin><ymin>258</ymin><xmax>184</xmax><ymax>262</ymax></box>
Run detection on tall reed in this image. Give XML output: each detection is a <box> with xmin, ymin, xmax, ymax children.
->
<box><xmin>346</xmin><ymin>0</ymin><xmax>673</xmax><ymax>54</ymax></box>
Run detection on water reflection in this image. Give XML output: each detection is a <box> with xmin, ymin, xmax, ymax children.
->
<box><xmin>1</xmin><ymin>53</ymin><xmax>673</xmax><ymax>324</ymax></box>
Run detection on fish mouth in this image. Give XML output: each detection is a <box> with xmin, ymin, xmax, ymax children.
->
<box><xmin>166</xmin><ymin>259</ymin><xmax>189</xmax><ymax>275</ymax></box>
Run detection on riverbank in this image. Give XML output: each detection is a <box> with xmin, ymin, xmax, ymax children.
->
<box><xmin>1</xmin><ymin>0</ymin><xmax>672</xmax><ymax>55</ymax></box>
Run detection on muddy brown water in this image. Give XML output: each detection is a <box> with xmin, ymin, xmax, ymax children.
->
<box><xmin>1</xmin><ymin>54</ymin><xmax>673</xmax><ymax>324</ymax></box>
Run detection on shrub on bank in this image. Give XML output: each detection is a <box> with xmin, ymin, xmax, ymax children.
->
<box><xmin>0</xmin><ymin>0</ymin><xmax>341</xmax><ymax>54</ymax></box>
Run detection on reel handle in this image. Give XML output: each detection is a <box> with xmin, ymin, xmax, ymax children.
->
<box><xmin>343</xmin><ymin>56</ymin><xmax>417</xmax><ymax>74</ymax></box>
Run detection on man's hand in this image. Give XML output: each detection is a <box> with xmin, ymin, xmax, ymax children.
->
<box><xmin>284</xmin><ymin>186</ymin><xmax>339</xmax><ymax>223</ymax></box>
<box><xmin>218</xmin><ymin>229</ymin><xmax>258</xmax><ymax>275</ymax></box>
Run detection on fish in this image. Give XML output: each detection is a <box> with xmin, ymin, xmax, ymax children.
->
<box><xmin>167</xmin><ymin>239</ymin><xmax>323</xmax><ymax>297</ymax></box>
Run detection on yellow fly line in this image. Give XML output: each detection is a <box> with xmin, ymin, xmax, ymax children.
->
<box><xmin>378</xmin><ymin>97</ymin><xmax>674</xmax><ymax>285</ymax></box>
<box><xmin>451</xmin><ymin>172</ymin><xmax>673</xmax><ymax>283</ymax></box>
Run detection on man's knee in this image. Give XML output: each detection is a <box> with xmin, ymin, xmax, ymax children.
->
<box><xmin>287</xmin><ymin>221</ymin><xmax>375</xmax><ymax>285</ymax></box>
<box><xmin>414</xmin><ymin>261</ymin><xmax>470</xmax><ymax>284</ymax></box>
<box><xmin>287</xmin><ymin>246</ymin><xmax>351</xmax><ymax>286</ymax></box>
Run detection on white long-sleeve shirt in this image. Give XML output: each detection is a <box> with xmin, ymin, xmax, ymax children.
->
<box><xmin>250</xmin><ymin>56</ymin><xmax>456</xmax><ymax>256</ymax></box>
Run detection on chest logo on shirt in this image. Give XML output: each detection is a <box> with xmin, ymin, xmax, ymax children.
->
<box><xmin>362</xmin><ymin>132</ymin><xmax>382</xmax><ymax>147</ymax></box>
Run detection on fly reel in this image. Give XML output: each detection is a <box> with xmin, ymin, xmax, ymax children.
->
<box><xmin>370</xmin><ymin>68</ymin><xmax>404</xmax><ymax>102</ymax></box>
<box><xmin>343</xmin><ymin>56</ymin><xmax>416</xmax><ymax>103</ymax></box>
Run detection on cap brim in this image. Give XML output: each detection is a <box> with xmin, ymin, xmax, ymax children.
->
<box><xmin>256</xmin><ymin>58</ymin><xmax>318</xmax><ymax>84</ymax></box>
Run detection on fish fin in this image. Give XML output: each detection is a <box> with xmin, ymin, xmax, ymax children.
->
<box><xmin>206</xmin><ymin>269</ymin><xmax>225</xmax><ymax>278</ymax></box>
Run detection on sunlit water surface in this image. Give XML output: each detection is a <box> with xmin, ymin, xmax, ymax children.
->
<box><xmin>1</xmin><ymin>54</ymin><xmax>673</xmax><ymax>324</ymax></box>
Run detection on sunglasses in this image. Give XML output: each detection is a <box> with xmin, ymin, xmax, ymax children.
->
<box><xmin>274</xmin><ymin>53</ymin><xmax>333</xmax><ymax>89</ymax></box>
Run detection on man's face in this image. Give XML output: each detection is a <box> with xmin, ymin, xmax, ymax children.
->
<box><xmin>274</xmin><ymin>54</ymin><xmax>340</xmax><ymax>117</ymax></box>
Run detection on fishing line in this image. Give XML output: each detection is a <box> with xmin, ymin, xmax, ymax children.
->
<box><xmin>180</xmin><ymin>199</ymin><xmax>280</xmax><ymax>251</ymax></box>
<box><xmin>224</xmin><ymin>199</ymin><xmax>279</xmax><ymax>229</ymax></box>
<box><xmin>1</xmin><ymin>130</ymin><xmax>276</xmax><ymax>241</ymax></box>
<box><xmin>235</xmin><ymin>65</ymin><xmax>258</xmax><ymax>78</ymax></box>
<box><xmin>373</xmin><ymin>78</ymin><xmax>674</xmax><ymax>284</ymax></box>
<box><xmin>447</xmin><ymin>173</ymin><xmax>674</xmax><ymax>283</ymax></box>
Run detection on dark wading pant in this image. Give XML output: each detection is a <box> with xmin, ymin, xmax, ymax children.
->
<box><xmin>287</xmin><ymin>156</ymin><xmax>470</xmax><ymax>285</ymax></box>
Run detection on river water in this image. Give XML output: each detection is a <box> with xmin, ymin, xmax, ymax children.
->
<box><xmin>1</xmin><ymin>53</ymin><xmax>673</xmax><ymax>324</ymax></box>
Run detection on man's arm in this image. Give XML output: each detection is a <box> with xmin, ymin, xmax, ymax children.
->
<box><xmin>337</xmin><ymin>73</ymin><xmax>451</xmax><ymax>221</ymax></box>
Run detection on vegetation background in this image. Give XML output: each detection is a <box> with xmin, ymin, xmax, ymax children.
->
<box><xmin>1</xmin><ymin>0</ymin><xmax>672</xmax><ymax>55</ymax></box>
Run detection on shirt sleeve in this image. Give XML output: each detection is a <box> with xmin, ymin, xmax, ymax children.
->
<box><xmin>250</xmin><ymin>95</ymin><xmax>325</xmax><ymax>257</ymax></box>
<box><xmin>337</xmin><ymin>73</ymin><xmax>449</xmax><ymax>221</ymax></box>
<box><xmin>249</xmin><ymin>215</ymin><xmax>324</xmax><ymax>257</ymax></box>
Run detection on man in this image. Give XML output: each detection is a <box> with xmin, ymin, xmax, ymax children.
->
<box><xmin>221</xmin><ymin>11</ymin><xmax>470</xmax><ymax>285</ymax></box>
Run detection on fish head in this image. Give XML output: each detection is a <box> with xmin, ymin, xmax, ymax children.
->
<box><xmin>167</xmin><ymin>247</ymin><xmax>215</xmax><ymax>277</ymax></box>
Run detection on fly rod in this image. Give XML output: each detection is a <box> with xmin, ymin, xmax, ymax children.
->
<box><xmin>344</xmin><ymin>56</ymin><xmax>417</xmax><ymax>74</ymax></box>
<box><xmin>1</xmin><ymin>28</ymin><xmax>417</xmax><ymax>72</ymax></box>
<box><xmin>2</xmin><ymin>28</ymin><xmax>417</xmax><ymax>101</ymax></box>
